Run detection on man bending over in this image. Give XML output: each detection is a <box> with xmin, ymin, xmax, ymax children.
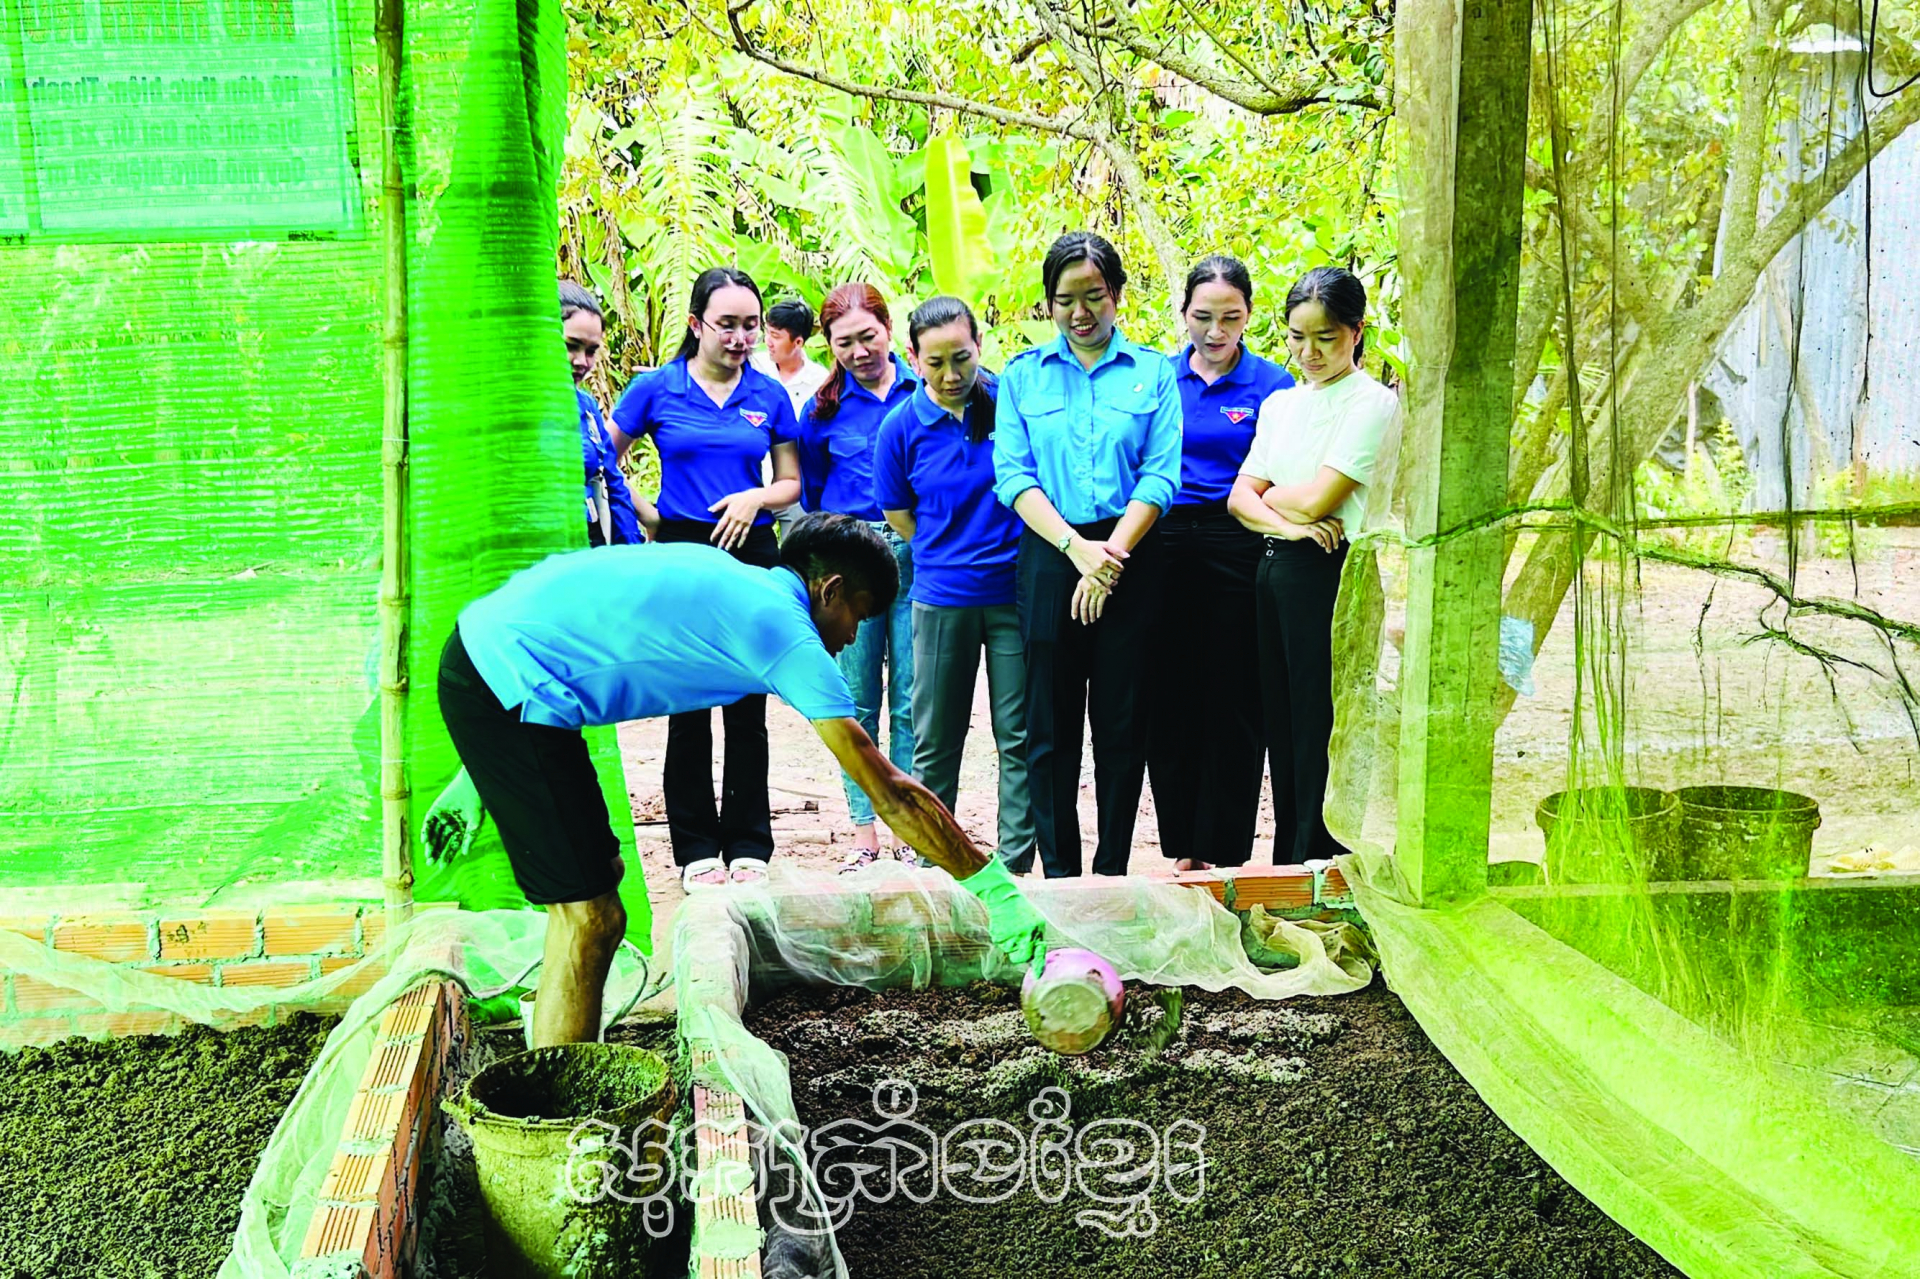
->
<box><xmin>436</xmin><ymin>512</ymin><xmax>1046</xmax><ymax>1046</ymax></box>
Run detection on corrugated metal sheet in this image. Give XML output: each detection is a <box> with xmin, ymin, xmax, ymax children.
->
<box><xmin>1705</xmin><ymin>57</ymin><xmax>1920</xmax><ymax>508</ymax></box>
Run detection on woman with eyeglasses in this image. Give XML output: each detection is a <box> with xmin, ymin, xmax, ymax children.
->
<box><xmin>610</xmin><ymin>266</ymin><xmax>801</xmax><ymax>890</ymax></box>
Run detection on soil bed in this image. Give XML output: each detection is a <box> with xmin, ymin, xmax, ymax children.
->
<box><xmin>0</xmin><ymin>1013</ymin><xmax>337</xmax><ymax>1278</ymax></box>
<box><xmin>746</xmin><ymin>978</ymin><xmax>1683</xmax><ymax>1279</ymax></box>
<box><xmin>415</xmin><ymin>1017</ymin><xmax>689</xmax><ymax>1279</ymax></box>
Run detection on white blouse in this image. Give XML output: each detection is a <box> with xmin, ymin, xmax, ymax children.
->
<box><xmin>1239</xmin><ymin>368</ymin><xmax>1398</xmax><ymax>531</ymax></box>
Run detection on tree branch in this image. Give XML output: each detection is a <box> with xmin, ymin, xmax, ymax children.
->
<box><xmin>1495</xmin><ymin>82</ymin><xmax>1920</xmax><ymax>721</ymax></box>
<box><xmin>721</xmin><ymin>0</ymin><xmax>1099</xmax><ymax>142</ymax></box>
<box><xmin>1051</xmin><ymin>0</ymin><xmax>1382</xmax><ymax>114</ymax></box>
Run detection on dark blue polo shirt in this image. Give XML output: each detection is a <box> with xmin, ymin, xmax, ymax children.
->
<box><xmin>795</xmin><ymin>355</ymin><xmax>918</xmax><ymax>521</ymax></box>
<box><xmin>873</xmin><ymin>381</ymin><xmax>1019</xmax><ymax>609</ymax></box>
<box><xmin>1168</xmin><ymin>344</ymin><xmax>1294</xmax><ymax>506</ymax></box>
<box><xmin>610</xmin><ymin>359</ymin><xmax>797</xmax><ymax>524</ymax></box>
<box><xmin>579</xmin><ymin>389</ymin><xmax>641</xmax><ymax>545</ymax></box>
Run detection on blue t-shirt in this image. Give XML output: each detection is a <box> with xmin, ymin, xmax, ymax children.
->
<box><xmin>579</xmin><ymin>389</ymin><xmax>641</xmax><ymax>545</ymax></box>
<box><xmin>457</xmin><ymin>544</ymin><xmax>857</xmax><ymax>730</ymax></box>
<box><xmin>610</xmin><ymin>359</ymin><xmax>797</xmax><ymax>524</ymax></box>
<box><xmin>873</xmin><ymin>380</ymin><xmax>1020</xmax><ymax>609</ymax></box>
<box><xmin>992</xmin><ymin>330</ymin><xmax>1182</xmax><ymax>523</ymax></box>
<box><xmin>1168</xmin><ymin>345</ymin><xmax>1295</xmax><ymax>506</ymax></box>
<box><xmin>795</xmin><ymin>355</ymin><xmax>918</xmax><ymax>521</ymax></box>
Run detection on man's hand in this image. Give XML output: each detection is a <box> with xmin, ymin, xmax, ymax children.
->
<box><xmin>815</xmin><ymin>716</ymin><xmax>1049</xmax><ymax>969</ymax></box>
<box><xmin>957</xmin><ymin>858</ymin><xmax>1047</xmax><ymax>970</ymax></box>
<box><xmin>422</xmin><ymin>768</ymin><xmax>485</xmax><ymax>865</ymax></box>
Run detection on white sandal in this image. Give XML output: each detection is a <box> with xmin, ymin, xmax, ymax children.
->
<box><xmin>681</xmin><ymin>857</ymin><xmax>728</xmax><ymax>892</ymax></box>
<box><xmin>730</xmin><ymin>857</ymin><xmax>770</xmax><ymax>885</ymax></box>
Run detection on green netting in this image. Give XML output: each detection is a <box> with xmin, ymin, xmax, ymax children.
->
<box><xmin>0</xmin><ymin>0</ymin><xmax>645</xmax><ymax>941</ymax></box>
<box><xmin>1312</xmin><ymin>6</ymin><xmax>1920</xmax><ymax>1276</ymax></box>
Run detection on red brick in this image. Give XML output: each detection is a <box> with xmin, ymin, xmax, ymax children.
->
<box><xmin>299</xmin><ymin>1201</ymin><xmax>376</xmax><ymax>1262</ymax></box>
<box><xmin>10</xmin><ymin>974</ymin><xmax>104</xmax><ymax>1014</ymax></box>
<box><xmin>263</xmin><ymin>905</ymin><xmax>359</xmax><ymax>957</ymax></box>
<box><xmin>0</xmin><ymin>914</ymin><xmax>52</xmax><ymax>944</ymax></box>
<box><xmin>218</xmin><ymin>959</ymin><xmax>316</xmax><ymax>988</ymax></box>
<box><xmin>320</xmin><ymin>955</ymin><xmax>388</xmax><ymax>998</ymax></box>
<box><xmin>1185</xmin><ymin>866</ymin><xmax>1315</xmax><ymax>912</ymax></box>
<box><xmin>345</xmin><ymin>1087</ymin><xmax>407</xmax><ymax>1145</ymax></box>
<box><xmin>51</xmin><ymin>915</ymin><xmax>153</xmax><ymax>962</ymax></box>
<box><xmin>0</xmin><ymin>1015</ymin><xmax>76</xmax><ymax>1048</ymax></box>
<box><xmin>870</xmin><ymin>888</ymin><xmax>947</xmax><ymax>929</ymax></box>
<box><xmin>158</xmin><ymin>911</ymin><xmax>258</xmax><ymax>960</ymax></box>
<box><xmin>142</xmin><ymin>962</ymin><xmax>214</xmax><ymax>983</ymax></box>
<box><xmin>73</xmin><ymin>1009</ymin><xmax>178</xmax><ymax>1039</ymax></box>
<box><xmin>770</xmin><ymin>882</ymin><xmax>865</xmax><ymax>931</ymax></box>
<box><xmin>1048</xmin><ymin>881</ymin><xmax>1141</xmax><ymax>922</ymax></box>
<box><xmin>378</xmin><ymin>1001</ymin><xmax>434</xmax><ymax>1041</ymax></box>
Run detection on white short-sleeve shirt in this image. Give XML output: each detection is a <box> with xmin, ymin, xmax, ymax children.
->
<box><xmin>1239</xmin><ymin>368</ymin><xmax>1398</xmax><ymax>531</ymax></box>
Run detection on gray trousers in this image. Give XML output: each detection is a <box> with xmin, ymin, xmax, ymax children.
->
<box><xmin>909</xmin><ymin>602</ymin><xmax>1035</xmax><ymax>869</ymax></box>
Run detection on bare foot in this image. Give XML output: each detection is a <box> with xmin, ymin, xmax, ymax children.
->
<box><xmin>1173</xmin><ymin>858</ymin><xmax>1213</xmax><ymax>873</ymax></box>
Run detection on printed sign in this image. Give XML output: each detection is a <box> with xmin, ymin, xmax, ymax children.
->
<box><xmin>1</xmin><ymin>0</ymin><xmax>358</xmax><ymax>239</ymax></box>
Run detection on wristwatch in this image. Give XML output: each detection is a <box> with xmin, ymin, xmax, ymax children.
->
<box><xmin>1056</xmin><ymin>531</ymin><xmax>1075</xmax><ymax>554</ymax></box>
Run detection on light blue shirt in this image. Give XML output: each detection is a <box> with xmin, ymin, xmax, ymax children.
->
<box><xmin>991</xmin><ymin>330</ymin><xmax>1183</xmax><ymax>523</ymax></box>
<box><xmin>457</xmin><ymin>545</ymin><xmax>856</xmax><ymax>729</ymax></box>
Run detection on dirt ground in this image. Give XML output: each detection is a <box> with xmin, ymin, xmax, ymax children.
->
<box><xmin>743</xmin><ymin>978</ymin><xmax>1685</xmax><ymax>1279</ymax></box>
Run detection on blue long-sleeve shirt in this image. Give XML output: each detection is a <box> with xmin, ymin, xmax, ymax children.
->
<box><xmin>991</xmin><ymin>330</ymin><xmax>1182</xmax><ymax>523</ymax></box>
<box><xmin>795</xmin><ymin>355</ymin><xmax>918</xmax><ymax>520</ymax></box>
<box><xmin>579</xmin><ymin>389</ymin><xmax>641</xmax><ymax>545</ymax></box>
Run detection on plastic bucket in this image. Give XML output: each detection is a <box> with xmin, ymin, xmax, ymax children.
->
<box><xmin>1535</xmin><ymin>787</ymin><xmax>1680</xmax><ymax>884</ymax></box>
<box><xmin>1673</xmin><ymin>785</ymin><xmax>1820</xmax><ymax>881</ymax></box>
<box><xmin>447</xmin><ymin>1044</ymin><xmax>675</xmax><ymax>1278</ymax></box>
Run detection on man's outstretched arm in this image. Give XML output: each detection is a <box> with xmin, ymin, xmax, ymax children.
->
<box><xmin>812</xmin><ymin>716</ymin><xmax>1045</xmax><ymax>966</ymax></box>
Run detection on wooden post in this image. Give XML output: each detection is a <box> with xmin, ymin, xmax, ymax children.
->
<box><xmin>1392</xmin><ymin>0</ymin><xmax>1534</xmax><ymax>904</ymax></box>
<box><xmin>376</xmin><ymin>0</ymin><xmax>413</xmax><ymax>926</ymax></box>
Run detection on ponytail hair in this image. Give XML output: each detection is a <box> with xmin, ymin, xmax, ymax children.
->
<box><xmin>812</xmin><ymin>282</ymin><xmax>893</xmax><ymax>423</ymax></box>
<box><xmin>907</xmin><ymin>295</ymin><xmax>996</xmax><ymax>443</ymax></box>
<box><xmin>674</xmin><ymin>266</ymin><xmax>762</xmax><ymax>364</ymax></box>
<box><xmin>1284</xmin><ymin>265</ymin><xmax>1368</xmax><ymax>364</ymax></box>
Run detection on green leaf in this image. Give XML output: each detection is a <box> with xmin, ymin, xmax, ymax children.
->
<box><xmin>924</xmin><ymin>132</ymin><xmax>997</xmax><ymax>304</ymax></box>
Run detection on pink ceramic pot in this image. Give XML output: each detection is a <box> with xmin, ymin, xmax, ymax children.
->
<box><xmin>1021</xmin><ymin>948</ymin><xmax>1125</xmax><ymax>1055</ymax></box>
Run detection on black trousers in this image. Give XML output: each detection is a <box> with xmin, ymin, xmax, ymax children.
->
<box><xmin>1254</xmin><ymin>537</ymin><xmax>1349</xmax><ymax>864</ymax></box>
<box><xmin>1146</xmin><ymin>503</ymin><xmax>1265</xmax><ymax>867</ymax></box>
<box><xmin>654</xmin><ymin>520</ymin><xmax>781</xmax><ymax>866</ymax></box>
<box><xmin>1017</xmin><ymin>520</ymin><xmax>1165</xmax><ymax>878</ymax></box>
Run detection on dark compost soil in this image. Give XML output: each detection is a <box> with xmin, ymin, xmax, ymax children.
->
<box><xmin>0</xmin><ymin>1014</ymin><xmax>337</xmax><ymax>1279</ymax></box>
<box><xmin>744</xmin><ymin>979</ymin><xmax>1685</xmax><ymax>1279</ymax></box>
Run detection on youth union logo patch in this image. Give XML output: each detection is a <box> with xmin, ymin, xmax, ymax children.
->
<box><xmin>740</xmin><ymin>410</ymin><xmax>769</xmax><ymax>428</ymax></box>
<box><xmin>1220</xmin><ymin>405</ymin><xmax>1256</xmax><ymax>425</ymax></box>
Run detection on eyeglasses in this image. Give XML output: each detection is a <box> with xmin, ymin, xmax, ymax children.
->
<box><xmin>698</xmin><ymin>317</ymin><xmax>762</xmax><ymax>337</ymax></box>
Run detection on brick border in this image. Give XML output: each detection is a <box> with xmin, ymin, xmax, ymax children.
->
<box><xmin>295</xmin><ymin>980</ymin><xmax>467</xmax><ymax>1279</ymax></box>
<box><xmin>0</xmin><ymin>903</ymin><xmax>457</xmax><ymax>1049</ymax></box>
<box><xmin>681</xmin><ymin>863</ymin><xmax>1350</xmax><ymax>1275</ymax></box>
